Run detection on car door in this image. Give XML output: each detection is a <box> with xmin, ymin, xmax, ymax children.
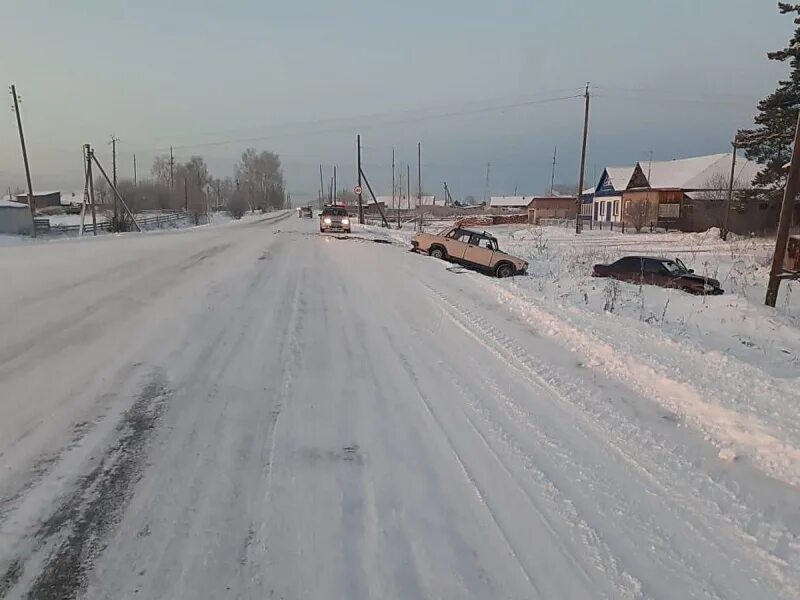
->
<box><xmin>611</xmin><ymin>257</ymin><xmax>641</xmax><ymax>283</ymax></box>
<box><xmin>641</xmin><ymin>258</ymin><xmax>669</xmax><ymax>287</ymax></box>
<box><xmin>462</xmin><ymin>234</ymin><xmax>495</xmax><ymax>269</ymax></box>
<box><xmin>442</xmin><ymin>229</ymin><xmax>470</xmax><ymax>260</ymax></box>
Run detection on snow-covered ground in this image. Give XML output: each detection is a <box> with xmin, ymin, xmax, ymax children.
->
<box><xmin>0</xmin><ymin>216</ymin><xmax>798</xmax><ymax>598</ymax></box>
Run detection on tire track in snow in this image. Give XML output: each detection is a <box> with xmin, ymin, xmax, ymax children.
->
<box><xmin>382</xmin><ymin>333</ymin><xmax>544</xmax><ymax>599</ymax></box>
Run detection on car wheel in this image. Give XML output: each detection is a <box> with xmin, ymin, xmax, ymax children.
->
<box><xmin>320</xmin><ymin>227</ymin><xmax>324</xmax><ymax>233</ymax></box>
<box><xmin>496</xmin><ymin>263</ymin><xmax>515</xmax><ymax>278</ymax></box>
<box><xmin>345</xmin><ymin>229</ymin><xmax>351</xmax><ymax>234</ymax></box>
<box><xmin>430</xmin><ymin>247</ymin><xmax>446</xmax><ymax>260</ymax></box>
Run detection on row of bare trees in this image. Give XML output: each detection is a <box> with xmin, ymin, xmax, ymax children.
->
<box><xmin>91</xmin><ymin>148</ymin><xmax>286</xmax><ymax>228</ymax></box>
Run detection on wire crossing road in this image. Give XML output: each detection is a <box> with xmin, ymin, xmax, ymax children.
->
<box><xmin>0</xmin><ymin>215</ymin><xmax>797</xmax><ymax>599</ymax></box>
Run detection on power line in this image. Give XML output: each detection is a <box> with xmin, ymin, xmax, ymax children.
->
<box><xmin>127</xmin><ymin>93</ymin><xmax>584</xmax><ymax>153</ymax></box>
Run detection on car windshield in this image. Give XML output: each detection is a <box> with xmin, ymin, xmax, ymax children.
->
<box><xmin>322</xmin><ymin>207</ymin><xmax>347</xmax><ymax>216</ymax></box>
<box><xmin>663</xmin><ymin>260</ymin><xmax>688</xmax><ymax>275</ymax></box>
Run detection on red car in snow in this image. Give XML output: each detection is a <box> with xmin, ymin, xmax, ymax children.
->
<box><xmin>592</xmin><ymin>256</ymin><xmax>723</xmax><ymax>295</ymax></box>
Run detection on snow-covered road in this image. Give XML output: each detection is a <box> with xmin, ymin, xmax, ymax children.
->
<box><xmin>1</xmin><ymin>214</ymin><xmax>798</xmax><ymax>599</ymax></box>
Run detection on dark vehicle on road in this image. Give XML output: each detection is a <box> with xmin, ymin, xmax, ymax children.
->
<box><xmin>320</xmin><ymin>205</ymin><xmax>351</xmax><ymax>233</ymax></box>
<box><xmin>300</xmin><ymin>206</ymin><xmax>313</xmax><ymax>218</ymax></box>
<box><xmin>592</xmin><ymin>256</ymin><xmax>723</xmax><ymax>295</ymax></box>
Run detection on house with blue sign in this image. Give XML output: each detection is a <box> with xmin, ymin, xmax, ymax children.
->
<box><xmin>593</xmin><ymin>167</ymin><xmax>634</xmax><ymax>223</ymax></box>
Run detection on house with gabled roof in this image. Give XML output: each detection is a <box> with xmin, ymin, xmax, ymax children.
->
<box><xmin>623</xmin><ymin>153</ymin><xmax>763</xmax><ymax>231</ymax></box>
<box><xmin>593</xmin><ymin>166</ymin><xmax>635</xmax><ymax>223</ymax></box>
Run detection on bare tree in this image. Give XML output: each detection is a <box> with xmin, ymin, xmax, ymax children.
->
<box><xmin>235</xmin><ymin>148</ymin><xmax>285</xmax><ymax>211</ymax></box>
<box><xmin>151</xmin><ymin>155</ymin><xmax>172</xmax><ymax>187</ymax></box>
<box><xmin>624</xmin><ymin>198</ymin><xmax>653</xmax><ymax>232</ymax></box>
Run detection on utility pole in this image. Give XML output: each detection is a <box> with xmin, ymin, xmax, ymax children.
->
<box><xmin>184</xmin><ymin>177</ymin><xmax>188</xmax><ymax>213</ymax></box>
<box><xmin>110</xmin><ymin>135</ymin><xmax>119</xmax><ymax>224</ymax></box>
<box><xmin>766</xmin><ymin>111</ymin><xmax>800</xmax><ymax>307</ymax></box>
<box><xmin>407</xmin><ymin>164</ymin><xmax>411</xmax><ymax>211</ymax></box>
<box><xmin>319</xmin><ymin>164</ymin><xmax>324</xmax><ymax>208</ymax></box>
<box><xmin>169</xmin><ymin>145</ymin><xmax>175</xmax><ymax>191</ymax></box>
<box><xmin>417</xmin><ymin>142</ymin><xmax>422</xmax><ymax>231</ymax></box>
<box><xmin>575</xmin><ymin>82</ymin><xmax>591</xmax><ymax>234</ymax></box>
<box><xmin>357</xmin><ymin>135</ymin><xmax>364</xmax><ymax>224</ymax></box>
<box><xmin>10</xmin><ymin>84</ymin><xmax>36</xmax><ymax>236</ymax></box>
<box><xmin>333</xmin><ymin>165</ymin><xmax>337</xmax><ymax>205</ymax></box>
<box><xmin>550</xmin><ymin>145</ymin><xmax>557</xmax><ymax>196</ymax></box>
<box><xmin>722</xmin><ymin>142</ymin><xmax>737</xmax><ymax>242</ymax></box>
<box><xmin>133</xmin><ymin>153</ymin><xmax>137</xmax><ymax>187</ymax></box>
<box><xmin>484</xmin><ymin>162</ymin><xmax>491</xmax><ymax>204</ymax></box>
<box><xmin>393</xmin><ymin>149</ymin><xmax>399</xmax><ymax>228</ymax></box>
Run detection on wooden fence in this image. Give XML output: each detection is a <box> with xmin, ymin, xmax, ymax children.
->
<box><xmin>47</xmin><ymin>212</ymin><xmax>191</xmax><ymax>235</ymax></box>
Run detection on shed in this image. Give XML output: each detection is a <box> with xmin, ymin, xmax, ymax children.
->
<box><xmin>14</xmin><ymin>190</ymin><xmax>62</xmax><ymax>208</ymax></box>
<box><xmin>489</xmin><ymin>196</ymin><xmax>532</xmax><ymax>211</ymax></box>
<box><xmin>0</xmin><ymin>199</ymin><xmax>33</xmax><ymax>234</ymax></box>
<box><xmin>527</xmin><ymin>196</ymin><xmax>575</xmax><ymax>224</ymax></box>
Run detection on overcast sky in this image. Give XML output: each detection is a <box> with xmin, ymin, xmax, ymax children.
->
<box><xmin>0</xmin><ymin>0</ymin><xmax>792</xmax><ymax>201</ymax></box>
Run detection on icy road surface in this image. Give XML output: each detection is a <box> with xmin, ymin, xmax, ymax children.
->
<box><xmin>0</xmin><ymin>214</ymin><xmax>798</xmax><ymax>599</ymax></box>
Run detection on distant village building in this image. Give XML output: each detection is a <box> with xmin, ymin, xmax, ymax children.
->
<box><xmin>488</xmin><ymin>196</ymin><xmax>532</xmax><ymax>211</ymax></box>
<box><xmin>593</xmin><ymin>167</ymin><xmax>635</xmax><ymax>223</ymax></box>
<box><xmin>14</xmin><ymin>190</ymin><xmax>62</xmax><ymax>208</ymax></box>
<box><xmin>0</xmin><ymin>199</ymin><xmax>32</xmax><ymax>234</ymax></box>
<box><xmin>369</xmin><ymin>195</ymin><xmax>437</xmax><ymax>210</ymax></box>
<box><xmin>527</xmin><ymin>197</ymin><xmax>575</xmax><ymax>224</ymax></box>
<box><xmin>581</xmin><ymin>187</ymin><xmax>594</xmax><ymax>219</ymax></box>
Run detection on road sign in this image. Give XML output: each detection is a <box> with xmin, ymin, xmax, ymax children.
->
<box><xmin>354</xmin><ymin>186</ymin><xmax>362</xmax><ymax>195</ymax></box>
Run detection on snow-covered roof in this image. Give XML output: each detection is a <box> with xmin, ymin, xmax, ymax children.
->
<box><xmin>489</xmin><ymin>196</ymin><xmax>533</xmax><ymax>208</ymax></box>
<box><xmin>641</xmin><ymin>153</ymin><xmax>761</xmax><ymax>190</ymax></box>
<box><xmin>15</xmin><ymin>190</ymin><xmax>60</xmax><ymax>197</ymax></box>
<box><xmin>582</xmin><ymin>187</ymin><xmax>595</xmax><ymax>195</ymax></box>
<box><xmin>369</xmin><ymin>195</ymin><xmax>438</xmax><ymax>209</ymax></box>
<box><xmin>604</xmin><ymin>167</ymin><xmax>635</xmax><ymax>192</ymax></box>
<box><xmin>0</xmin><ymin>199</ymin><xmax>28</xmax><ymax>209</ymax></box>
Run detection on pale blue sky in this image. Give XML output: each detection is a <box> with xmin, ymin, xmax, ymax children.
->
<box><xmin>0</xmin><ymin>1</ymin><xmax>792</xmax><ymax>200</ymax></box>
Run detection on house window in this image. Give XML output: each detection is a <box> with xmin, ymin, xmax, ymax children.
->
<box><xmin>613</xmin><ymin>200</ymin><xmax>619</xmax><ymax>216</ymax></box>
<box><xmin>658</xmin><ymin>203</ymin><xmax>680</xmax><ymax>219</ymax></box>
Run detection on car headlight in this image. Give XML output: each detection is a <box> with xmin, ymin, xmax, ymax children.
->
<box><xmin>324</xmin><ymin>217</ymin><xmax>332</xmax><ymax>225</ymax></box>
<box><xmin>341</xmin><ymin>218</ymin><xmax>350</xmax><ymax>225</ymax></box>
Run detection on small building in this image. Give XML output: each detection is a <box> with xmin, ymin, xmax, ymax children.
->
<box><xmin>489</xmin><ymin>196</ymin><xmax>531</xmax><ymax>211</ymax></box>
<box><xmin>581</xmin><ymin>187</ymin><xmax>595</xmax><ymax>219</ymax></box>
<box><xmin>594</xmin><ymin>167</ymin><xmax>634</xmax><ymax>223</ymax></box>
<box><xmin>14</xmin><ymin>190</ymin><xmax>62</xmax><ymax>208</ymax></box>
<box><xmin>527</xmin><ymin>196</ymin><xmax>576</xmax><ymax>224</ymax></box>
<box><xmin>0</xmin><ymin>199</ymin><xmax>33</xmax><ymax>234</ymax></box>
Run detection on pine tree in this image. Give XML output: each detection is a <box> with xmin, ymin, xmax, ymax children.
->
<box><xmin>739</xmin><ymin>3</ymin><xmax>800</xmax><ymax>196</ymax></box>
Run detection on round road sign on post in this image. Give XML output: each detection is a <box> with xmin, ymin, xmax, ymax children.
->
<box><xmin>354</xmin><ymin>186</ymin><xmax>362</xmax><ymax>195</ymax></box>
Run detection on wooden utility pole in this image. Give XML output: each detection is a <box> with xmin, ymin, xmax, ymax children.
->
<box><xmin>184</xmin><ymin>177</ymin><xmax>188</xmax><ymax>213</ymax></box>
<box><xmin>407</xmin><ymin>164</ymin><xmax>411</xmax><ymax>211</ymax></box>
<box><xmin>87</xmin><ymin>147</ymin><xmax>98</xmax><ymax>235</ymax></box>
<box><xmin>133</xmin><ymin>153</ymin><xmax>137</xmax><ymax>187</ymax></box>
<box><xmin>10</xmin><ymin>84</ymin><xmax>36</xmax><ymax>236</ymax></box>
<box><xmin>333</xmin><ymin>166</ymin><xmax>337</xmax><ymax>205</ymax></box>
<box><xmin>393</xmin><ymin>149</ymin><xmax>399</xmax><ymax>228</ymax></box>
<box><xmin>110</xmin><ymin>135</ymin><xmax>119</xmax><ymax>224</ymax></box>
<box><xmin>357</xmin><ymin>135</ymin><xmax>364</xmax><ymax>223</ymax></box>
<box><xmin>417</xmin><ymin>142</ymin><xmax>422</xmax><ymax>231</ymax></box>
<box><xmin>575</xmin><ymin>83</ymin><xmax>591</xmax><ymax>234</ymax></box>
<box><xmin>550</xmin><ymin>145</ymin><xmax>557</xmax><ymax>196</ymax></box>
<box><xmin>484</xmin><ymin>162</ymin><xmax>491</xmax><ymax>204</ymax></box>
<box><xmin>766</xmin><ymin>111</ymin><xmax>800</xmax><ymax>307</ymax></box>
<box><xmin>89</xmin><ymin>149</ymin><xmax>141</xmax><ymax>231</ymax></box>
<box><xmin>169</xmin><ymin>145</ymin><xmax>175</xmax><ymax>191</ymax></box>
<box><xmin>721</xmin><ymin>142</ymin><xmax>738</xmax><ymax>241</ymax></box>
<box><xmin>319</xmin><ymin>164</ymin><xmax>324</xmax><ymax>208</ymax></box>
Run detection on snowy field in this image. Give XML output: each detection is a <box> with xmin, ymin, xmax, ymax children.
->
<box><xmin>0</xmin><ymin>215</ymin><xmax>798</xmax><ymax>599</ymax></box>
